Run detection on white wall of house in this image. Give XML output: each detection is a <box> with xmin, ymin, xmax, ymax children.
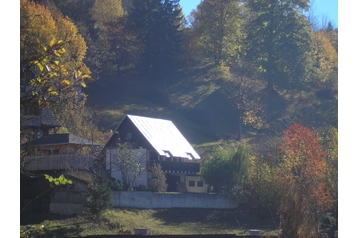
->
<box><xmin>185</xmin><ymin>175</ymin><xmax>209</xmax><ymax>193</ymax></box>
<box><xmin>106</xmin><ymin>148</ymin><xmax>148</xmax><ymax>188</ymax></box>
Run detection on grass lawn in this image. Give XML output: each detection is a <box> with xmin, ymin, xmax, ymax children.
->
<box><xmin>20</xmin><ymin>207</ymin><xmax>280</xmax><ymax>237</ymax></box>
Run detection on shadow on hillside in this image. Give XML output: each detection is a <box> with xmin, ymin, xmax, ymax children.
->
<box><xmin>265</xmin><ymin>88</ymin><xmax>288</xmax><ymax>123</ymax></box>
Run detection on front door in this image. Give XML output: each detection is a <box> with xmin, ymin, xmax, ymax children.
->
<box><xmin>166</xmin><ymin>174</ymin><xmax>180</xmax><ymax>192</ymax></box>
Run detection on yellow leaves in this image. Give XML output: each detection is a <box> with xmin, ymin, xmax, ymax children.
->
<box><xmin>36</xmin><ymin>62</ymin><xmax>44</xmax><ymax>72</ymax></box>
<box><xmin>49</xmin><ymin>39</ymin><xmax>56</xmax><ymax>47</ymax></box>
<box><xmin>21</xmin><ymin>0</ymin><xmax>92</xmax><ymax>110</ymax></box>
<box><xmin>61</xmin><ymin>79</ymin><xmax>71</xmax><ymax>86</ymax></box>
<box><xmin>80</xmin><ymin>81</ymin><xmax>87</xmax><ymax>88</ymax></box>
<box><xmin>47</xmin><ymin>87</ymin><xmax>59</xmax><ymax>96</ymax></box>
<box><xmin>312</xmin><ymin>30</ymin><xmax>338</xmax><ymax>82</ymax></box>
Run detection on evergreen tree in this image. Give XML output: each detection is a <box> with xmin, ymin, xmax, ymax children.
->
<box><xmin>128</xmin><ymin>0</ymin><xmax>184</xmax><ymax>76</ymax></box>
<box><xmin>85</xmin><ymin>172</ymin><xmax>113</xmax><ymax>221</ymax></box>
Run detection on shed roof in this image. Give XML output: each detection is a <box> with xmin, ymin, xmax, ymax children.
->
<box><xmin>117</xmin><ymin>115</ymin><xmax>200</xmax><ymax>160</ymax></box>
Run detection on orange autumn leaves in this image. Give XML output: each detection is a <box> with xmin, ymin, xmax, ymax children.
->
<box><xmin>278</xmin><ymin>122</ymin><xmax>333</xmax><ymax>211</ymax></box>
<box><xmin>277</xmin><ymin>123</ymin><xmax>334</xmax><ymax>237</ymax></box>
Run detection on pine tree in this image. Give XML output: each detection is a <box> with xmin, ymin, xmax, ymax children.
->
<box><xmin>128</xmin><ymin>0</ymin><xmax>184</xmax><ymax>76</ymax></box>
<box><xmin>85</xmin><ymin>172</ymin><xmax>113</xmax><ymax>221</ymax></box>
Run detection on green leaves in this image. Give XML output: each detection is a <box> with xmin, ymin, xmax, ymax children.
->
<box><xmin>44</xmin><ymin>174</ymin><xmax>73</xmax><ymax>186</ymax></box>
<box><xmin>244</xmin><ymin>0</ymin><xmax>313</xmax><ymax>89</ymax></box>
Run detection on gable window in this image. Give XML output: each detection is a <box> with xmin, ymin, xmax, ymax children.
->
<box><xmin>189</xmin><ymin>181</ymin><xmax>195</xmax><ymax>187</ymax></box>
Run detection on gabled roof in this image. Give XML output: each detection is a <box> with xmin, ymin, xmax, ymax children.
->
<box><xmin>24</xmin><ymin>133</ymin><xmax>99</xmax><ymax>147</ymax></box>
<box><xmin>114</xmin><ymin>115</ymin><xmax>201</xmax><ymax>160</ymax></box>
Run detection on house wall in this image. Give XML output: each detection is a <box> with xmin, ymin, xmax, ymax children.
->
<box><xmin>185</xmin><ymin>175</ymin><xmax>209</xmax><ymax>193</ymax></box>
<box><xmin>112</xmin><ymin>191</ymin><xmax>238</xmax><ymax>209</ymax></box>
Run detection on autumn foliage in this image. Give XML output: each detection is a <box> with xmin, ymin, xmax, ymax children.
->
<box><xmin>277</xmin><ymin>123</ymin><xmax>333</xmax><ymax>238</ymax></box>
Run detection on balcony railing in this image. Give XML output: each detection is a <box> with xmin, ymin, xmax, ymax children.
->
<box><xmin>22</xmin><ymin>154</ymin><xmax>93</xmax><ymax>171</ymax></box>
<box><xmin>148</xmin><ymin>160</ymin><xmax>200</xmax><ymax>174</ymax></box>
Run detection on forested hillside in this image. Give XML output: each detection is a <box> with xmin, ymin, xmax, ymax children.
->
<box><xmin>20</xmin><ymin>0</ymin><xmax>338</xmax><ymax>237</ymax></box>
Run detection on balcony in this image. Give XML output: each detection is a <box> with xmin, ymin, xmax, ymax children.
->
<box><xmin>148</xmin><ymin>160</ymin><xmax>200</xmax><ymax>174</ymax></box>
<box><xmin>22</xmin><ymin>154</ymin><xmax>93</xmax><ymax>171</ymax></box>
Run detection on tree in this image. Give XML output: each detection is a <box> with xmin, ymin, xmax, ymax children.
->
<box><xmin>201</xmin><ymin>142</ymin><xmax>251</xmax><ymax>198</ymax></box>
<box><xmin>112</xmin><ymin>140</ymin><xmax>146</xmax><ymax>190</ymax></box>
<box><xmin>276</xmin><ymin>123</ymin><xmax>333</xmax><ymax>238</ymax></box>
<box><xmin>148</xmin><ymin>163</ymin><xmax>168</xmax><ymax>192</ymax></box>
<box><xmin>85</xmin><ymin>172</ymin><xmax>113</xmax><ymax>221</ymax></box>
<box><xmin>20</xmin><ymin>0</ymin><xmax>92</xmax><ymax>153</ymax></box>
<box><xmin>128</xmin><ymin>0</ymin><xmax>184</xmax><ymax>76</ymax></box>
<box><xmin>20</xmin><ymin>0</ymin><xmax>91</xmax><ymax>119</ymax></box>
<box><xmin>52</xmin><ymin>0</ymin><xmax>102</xmax><ymax>79</ymax></box>
<box><xmin>221</xmin><ymin>65</ymin><xmax>267</xmax><ymax>139</ymax></box>
<box><xmin>244</xmin><ymin>0</ymin><xmax>313</xmax><ymax>92</ymax></box>
<box><xmin>89</xmin><ymin>0</ymin><xmax>128</xmax><ymax>74</ymax></box>
<box><xmin>321</xmin><ymin>126</ymin><xmax>338</xmax><ymax>225</ymax></box>
<box><xmin>21</xmin><ymin>0</ymin><xmax>90</xmax><ymax>79</ymax></box>
<box><xmin>311</xmin><ymin>29</ymin><xmax>338</xmax><ymax>92</ymax></box>
<box><xmin>192</xmin><ymin>0</ymin><xmax>245</xmax><ymax>66</ymax></box>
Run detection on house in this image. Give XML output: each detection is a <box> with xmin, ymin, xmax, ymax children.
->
<box><xmin>102</xmin><ymin>114</ymin><xmax>208</xmax><ymax>193</ymax></box>
<box><xmin>20</xmin><ymin>105</ymin><xmax>99</xmax><ymax>213</ymax></box>
<box><xmin>21</xmin><ymin>106</ymin><xmax>99</xmax><ymax>172</ymax></box>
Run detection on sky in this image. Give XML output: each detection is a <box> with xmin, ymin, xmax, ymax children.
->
<box><xmin>179</xmin><ymin>0</ymin><xmax>338</xmax><ymax>28</ymax></box>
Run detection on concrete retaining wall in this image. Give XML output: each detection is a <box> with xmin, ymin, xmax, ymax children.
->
<box><xmin>112</xmin><ymin>191</ymin><xmax>238</xmax><ymax>209</ymax></box>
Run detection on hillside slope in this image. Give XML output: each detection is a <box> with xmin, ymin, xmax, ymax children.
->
<box><xmin>85</xmin><ymin>64</ymin><xmax>338</xmax><ymax>149</ymax></box>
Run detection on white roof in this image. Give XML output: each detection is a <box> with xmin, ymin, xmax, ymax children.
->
<box><xmin>127</xmin><ymin>115</ymin><xmax>201</xmax><ymax>160</ymax></box>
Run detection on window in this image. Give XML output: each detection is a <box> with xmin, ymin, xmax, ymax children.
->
<box><xmin>197</xmin><ymin>181</ymin><xmax>204</xmax><ymax>187</ymax></box>
<box><xmin>189</xmin><ymin>181</ymin><xmax>195</xmax><ymax>187</ymax></box>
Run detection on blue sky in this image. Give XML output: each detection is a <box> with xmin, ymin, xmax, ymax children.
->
<box><xmin>179</xmin><ymin>0</ymin><xmax>338</xmax><ymax>28</ymax></box>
